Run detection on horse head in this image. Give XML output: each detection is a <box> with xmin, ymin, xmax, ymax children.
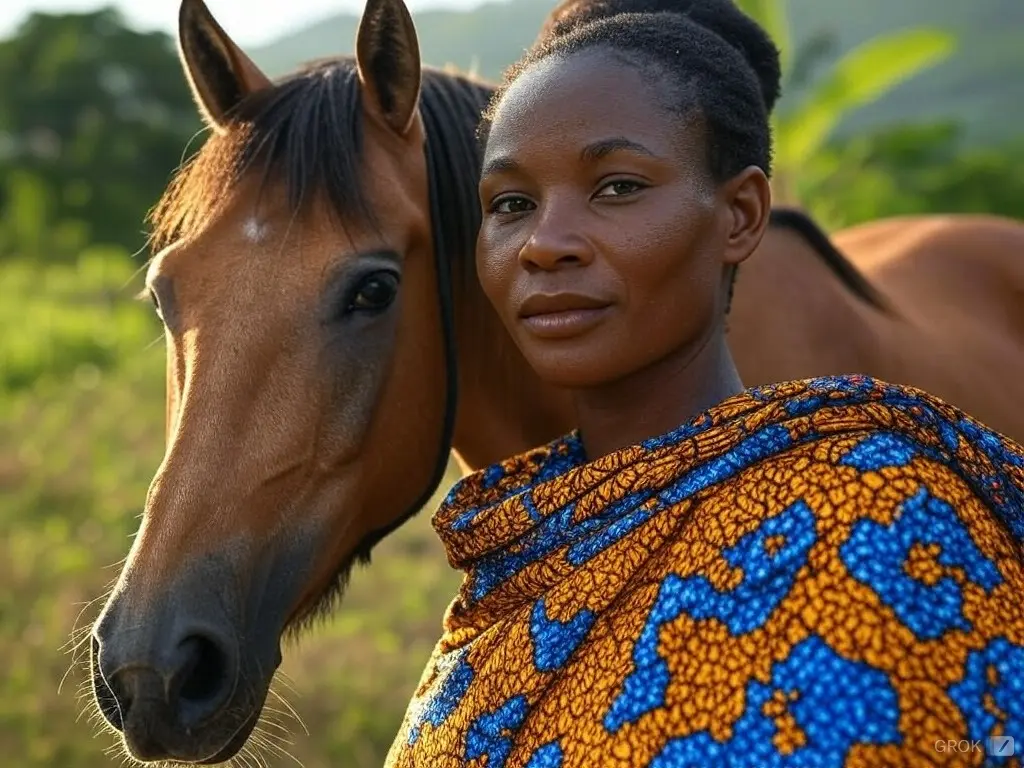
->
<box><xmin>88</xmin><ymin>0</ymin><xmax>483</xmax><ymax>761</ymax></box>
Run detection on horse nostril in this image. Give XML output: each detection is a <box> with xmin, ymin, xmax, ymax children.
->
<box><xmin>173</xmin><ymin>634</ymin><xmax>235</xmax><ymax>726</ymax></box>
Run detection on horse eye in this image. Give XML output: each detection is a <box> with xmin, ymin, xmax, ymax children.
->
<box><xmin>347</xmin><ymin>271</ymin><xmax>399</xmax><ymax>314</ymax></box>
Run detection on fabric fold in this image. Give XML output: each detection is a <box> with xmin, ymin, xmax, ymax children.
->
<box><xmin>387</xmin><ymin>376</ymin><xmax>1024</xmax><ymax>768</ymax></box>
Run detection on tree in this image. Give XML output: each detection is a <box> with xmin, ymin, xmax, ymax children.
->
<box><xmin>797</xmin><ymin>121</ymin><xmax>1024</xmax><ymax>229</ymax></box>
<box><xmin>0</xmin><ymin>8</ymin><xmax>202</xmax><ymax>260</ymax></box>
<box><xmin>734</xmin><ymin>0</ymin><xmax>956</xmax><ymax>204</ymax></box>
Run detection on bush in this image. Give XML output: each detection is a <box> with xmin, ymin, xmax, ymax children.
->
<box><xmin>798</xmin><ymin>121</ymin><xmax>1024</xmax><ymax>229</ymax></box>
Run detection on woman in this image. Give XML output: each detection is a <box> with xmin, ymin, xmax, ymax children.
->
<box><xmin>385</xmin><ymin>7</ymin><xmax>1024</xmax><ymax>768</ymax></box>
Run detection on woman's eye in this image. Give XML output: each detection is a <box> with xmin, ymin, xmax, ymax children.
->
<box><xmin>595</xmin><ymin>180</ymin><xmax>644</xmax><ymax>198</ymax></box>
<box><xmin>346</xmin><ymin>271</ymin><xmax>399</xmax><ymax>314</ymax></box>
<box><xmin>491</xmin><ymin>196</ymin><xmax>534</xmax><ymax>215</ymax></box>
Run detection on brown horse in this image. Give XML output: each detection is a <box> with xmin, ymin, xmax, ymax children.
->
<box><xmin>87</xmin><ymin>0</ymin><xmax>1024</xmax><ymax>763</ymax></box>
<box><xmin>730</xmin><ymin>210</ymin><xmax>1024</xmax><ymax>444</ymax></box>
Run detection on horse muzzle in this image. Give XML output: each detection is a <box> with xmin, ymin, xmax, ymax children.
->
<box><xmin>88</xmin><ymin>549</ymin><xmax>282</xmax><ymax>764</ymax></box>
<box><xmin>90</xmin><ymin>615</ymin><xmax>264</xmax><ymax>762</ymax></box>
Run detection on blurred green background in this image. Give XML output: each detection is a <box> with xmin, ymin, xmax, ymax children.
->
<box><xmin>1</xmin><ymin>0</ymin><xmax>1021</xmax><ymax>765</ymax></box>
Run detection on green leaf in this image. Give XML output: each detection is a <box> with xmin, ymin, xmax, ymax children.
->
<box><xmin>732</xmin><ymin>0</ymin><xmax>791</xmax><ymax>77</ymax></box>
<box><xmin>775</xmin><ymin>27</ymin><xmax>956</xmax><ymax>169</ymax></box>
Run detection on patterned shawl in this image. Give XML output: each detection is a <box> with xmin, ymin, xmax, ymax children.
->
<box><xmin>385</xmin><ymin>376</ymin><xmax>1024</xmax><ymax>768</ymax></box>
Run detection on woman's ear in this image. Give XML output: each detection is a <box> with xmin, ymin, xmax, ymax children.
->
<box><xmin>720</xmin><ymin>166</ymin><xmax>772</xmax><ymax>267</ymax></box>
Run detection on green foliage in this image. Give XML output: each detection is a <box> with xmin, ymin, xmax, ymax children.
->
<box><xmin>0</xmin><ymin>248</ymin><xmax>151</xmax><ymax>390</ymax></box>
<box><xmin>733</xmin><ymin>0</ymin><xmax>791</xmax><ymax>74</ymax></box>
<box><xmin>774</xmin><ymin>28</ymin><xmax>956</xmax><ymax>172</ymax></box>
<box><xmin>799</xmin><ymin>123</ymin><xmax>1024</xmax><ymax>230</ymax></box>
<box><xmin>733</xmin><ymin>0</ymin><xmax>956</xmax><ymax>201</ymax></box>
<box><xmin>0</xmin><ymin>7</ymin><xmax>201</xmax><ymax>262</ymax></box>
<box><xmin>1</xmin><ymin>251</ymin><xmax>165</xmax><ymax>766</ymax></box>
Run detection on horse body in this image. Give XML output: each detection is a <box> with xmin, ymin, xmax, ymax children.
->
<box><xmin>87</xmin><ymin>0</ymin><xmax>1024</xmax><ymax>763</ymax></box>
<box><xmin>835</xmin><ymin>214</ymin><xmax>1024</xmax><ymax>439</ymax></box>
<box><xmin>724</xmin><ymin>212</ymin><xmax>1024</xmax><ymax>447</ymax></box>
<box><xmin>834</xmin><ymin>213</ymin><xmax>1024</xmax><ymax>345</ymax></box>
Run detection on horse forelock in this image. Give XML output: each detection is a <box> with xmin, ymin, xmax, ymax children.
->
<box><xmin>148</xmin><ymin>58</ymin><xmax>493</xmax><ymax>286</ymax></box>
<box><xmin>149</xmin><ymin>58</ymin><xmax>369</xmax><ymax>251</ymax></box>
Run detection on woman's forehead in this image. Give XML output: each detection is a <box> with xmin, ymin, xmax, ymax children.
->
<box><xmin>487</xmin><ymin>51</ymin><xmax>679</xmax><ymax>150</ymax></box>
<box><xmin>502</xmin><ymin>48</ymin><xmax>645</xmax><ymax>111</ymax></box>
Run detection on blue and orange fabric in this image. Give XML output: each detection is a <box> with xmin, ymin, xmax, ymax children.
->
<box><xmin>385</xmin><ymin>376</ymin><xmax>1024</xmax><ymax>768</ymax></box>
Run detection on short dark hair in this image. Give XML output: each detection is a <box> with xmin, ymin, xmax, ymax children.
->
<box><xmin>481</xmin><ymin>10</ymin><xmax>778</xmax><ymax>182</ymax></box>
<box><xmin>536</xmin><ymin>0</ymin><xmax>782</xmax><ymax>114</ymax></box>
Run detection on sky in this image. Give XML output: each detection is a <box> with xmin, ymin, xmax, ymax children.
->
<box><xmin>0</xmin><ymin>0</ymin><xmax>488</xmax><ymax>46</ymax></box>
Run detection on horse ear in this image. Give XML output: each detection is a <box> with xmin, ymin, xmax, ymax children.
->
<box><xmin>178</xmin><ymin>0</ymin><xmax>272</xmax><ymax>133</ymax></box>
<box><xmin>355</xmin><ymin>0</ymin><xmax>422</xmax><ymax>136</ymax></box>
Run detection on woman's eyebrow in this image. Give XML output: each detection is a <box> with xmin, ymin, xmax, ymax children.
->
<box><xmin>580</xmin><ymin>136</ymin><xmax>658</xmax><ymax>162</ymax></box>
<box><xmin>482</xmin><ymin>136</ymin><xmax>659</xmax><ymax>178</ymax></box>
<box><xmin>481</xmin><ymin>156</ymin><xmax>520</xmax><ymax>178</ymax></box>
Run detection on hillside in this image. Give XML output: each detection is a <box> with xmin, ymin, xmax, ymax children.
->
<box><xmin>249</xmin><ymin>0</ymin><xmax>1023</xmax><ymax>146</ymax></box>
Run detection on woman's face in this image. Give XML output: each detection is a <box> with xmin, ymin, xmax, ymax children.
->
<box><xmin>477</xmin><ymin>48</ymin><xmax>767</xmax><ymax>390</ymax></box>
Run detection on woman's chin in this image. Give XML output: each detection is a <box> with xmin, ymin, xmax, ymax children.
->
<box><xmin>521</xmin><ymin>351</ymin><xmax>618</xmax><ymax>391</ymax></box>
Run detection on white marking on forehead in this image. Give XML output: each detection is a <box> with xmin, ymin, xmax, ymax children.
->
<box><xmin>241</xmin><ymin>217</ymin><xmax>270</xmax><ymax>244</ymax></box>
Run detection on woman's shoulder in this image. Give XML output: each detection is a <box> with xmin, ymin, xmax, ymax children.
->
<box><xmin>749</xmin><ymin>375</ymin><xmax>1024</xmax><ymax>535</ymax></box>
<box><xmin>434</xmin><ymin>429</ymin><xmax>584</xmax><ymax>528</ymax></box>
<box><xmin>745</xmin><ymin>374</ymin><xmax>1021</xmax><ymax>460</ymax></box>
<box><xmin>436</xmin><ymin>374</ymin><xmax>1024</xmax><ymax>541</ymax></box>
<box><xmin>448</xmin><ymin>373</ymin><xmax>1024</xmax><ymax>489</ymax></box>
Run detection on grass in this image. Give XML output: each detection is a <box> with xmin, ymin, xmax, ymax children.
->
<box><xmin>0</xmin><ymin>253</ymin><xmax>462</xmax><ymax>767</ymax></box>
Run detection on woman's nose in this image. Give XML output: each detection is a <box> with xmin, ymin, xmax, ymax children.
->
<box><xmin>518</xmin><ymin>204</ymin><xmax>594</xmax><ymax>271</ymax></box>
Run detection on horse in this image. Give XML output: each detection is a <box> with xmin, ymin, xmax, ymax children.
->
<box><xmin>87</xmin><ymin>0</ymin><xmax>1024</xmax><ymax>763</ymax></box>
<box><xmin>731</xmin><ymin>210</ymin><xmax>1024</xmax><ymax>444</ymax></box>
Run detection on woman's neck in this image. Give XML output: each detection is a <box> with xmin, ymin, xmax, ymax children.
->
<box><xmin>572</xmin><ymin>327</ymin><xmax>744</xmax><ymax>460</ymax></box>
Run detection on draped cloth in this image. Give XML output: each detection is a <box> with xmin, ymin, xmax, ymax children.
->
<box><xmin>385</xmin><ymin>376</ymin><xmax>1024</xmax><ymax>768</ymax></box>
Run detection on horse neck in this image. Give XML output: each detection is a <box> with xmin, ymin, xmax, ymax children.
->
<box><xmin>450</xmin><ymin>278</ymin><xmax>575</xmax><ymax>472</ymax></box>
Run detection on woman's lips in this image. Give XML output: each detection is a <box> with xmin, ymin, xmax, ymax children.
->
<box><xmin>518</xmin><ymin>293</ymin><xmax>613</xmax><ymax>338</ymax></box>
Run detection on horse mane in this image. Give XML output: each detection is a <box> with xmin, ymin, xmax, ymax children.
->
<box><xmin>148</xmin><ymin>57</ymin><xmax>492</xmax><ymax>292</ymax></box>
<box><xmin>768</xmin><ymin>207</ymin><xmax>894</xmax><ymax>314</ymax></box>
<box><xmin>418</xmin><ymin>67</ymin><xmax>494</xmax><ymax>288</ymax></box>
<box><xmin>348</xmin><ymin>67</ymin><xmax>493</xmax><ymax>565</ymax></box>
